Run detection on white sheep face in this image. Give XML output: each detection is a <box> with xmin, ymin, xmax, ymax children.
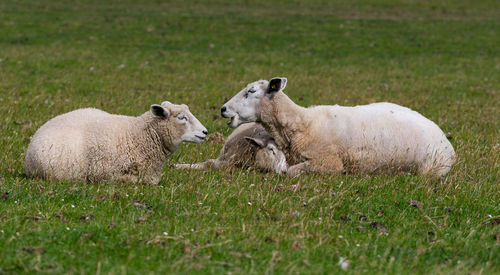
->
<box><xmin>221</xmin><ymin>80</ymin><xmax>268</xmax><ymax>128</ymax></box>
<box><xmin>151</xmin><ymin>101</ymin><xmax>208</xmax><ymax>144</ymax></box>
<box><xmin>221</xmin><ymin>78</ymin><xmax>286</xmax><ymax>128</ymax></box>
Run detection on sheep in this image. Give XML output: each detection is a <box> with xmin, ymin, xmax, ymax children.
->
<box><xmin>221</xmin><ymin>77</ymin><xmax>456</xmax><ymax>177</ymax></box>
<box><xmin>175</xmin><ymin>122</ymin><xmax>287</xmax><ymax>173</ymax></box>
<box><xmin>25</xmin><ymin>101</ymin><xmax>208</xmax><ymax>184</ymax></box>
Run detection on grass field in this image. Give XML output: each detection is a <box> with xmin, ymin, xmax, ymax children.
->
<box><xmin>0</xmin><ymin>0</ymin><xmax>499</xmax><ymax>273</ymax></box>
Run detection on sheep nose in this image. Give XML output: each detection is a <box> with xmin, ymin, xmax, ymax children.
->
<box><xmin>221</xmin><ymin>106</ymin><xmax>227</xmax><ymax>115</ymax></box>
<box><xmin>202</xmin><ymin>130</ymin><xmax>208</xmax><ymax>135</ymax></box>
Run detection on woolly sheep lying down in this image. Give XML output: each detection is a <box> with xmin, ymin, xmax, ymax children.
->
<box><xmin>25</xmin><ymin>101</ymin><xmax>207</xmax><ymax>184</ymax></box>
<box><xmin>175</xmin><ymin>122</ymin><xmax>287</xmax><ymax>173</ymax></box>
<box><xmin>221</xmin><ymin>77</ymin><xmax>456</xmax><ymax>177</ymax></box>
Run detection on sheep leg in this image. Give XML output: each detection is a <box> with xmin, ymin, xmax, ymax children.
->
<box><xmin>174</xmin><ymin>159</ymin><xmax>220</xmax><ymax>170</ymax></box>
<box><xmin>287</xmin><ymin>156</ymin><xmax>344</xmax><ymax>177</ymax></box>
<box><xmin>310</xmin><ymin>155</ymin><xmax>344</xmax><ymax>174</ymax></box>
<box><xmin>287</xmin><ymin>162</ymin><xmax>310</xmax><ymax>177</ymax></box>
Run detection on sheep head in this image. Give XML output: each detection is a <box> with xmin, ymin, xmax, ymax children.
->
<box><xmin>245</xmin><ymin>136</ymin><xmax>287</xmax><ymax>174</ymax></box>
<box><xmin>221</xmin><ymin>77</ymin><xmax>287</xmax><ymax>128</ymax></box>
<box><xmin>150</xmin><ymin>101</ymin><xmax>208</xmax><ymax>147</ymax></box>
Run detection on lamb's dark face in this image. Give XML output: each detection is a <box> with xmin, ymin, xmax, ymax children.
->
<box><xmin>221</xmin><ymin>78</ymin><xmax>287</xmax><ymax>128</ymax></box>
<box><xmin>151</xmin><ymin>102</ymin><xmax>208</xmax><ymax>146</ymax></box>
<box><xmin>255</xmin><ymin>141</ymin><xmax>287</xmax><ymax>174</ymax></box>
<box><xmin>245</xmin><ymin>136</ymin><xmax>287</xmax><ymax>174</ymax></box>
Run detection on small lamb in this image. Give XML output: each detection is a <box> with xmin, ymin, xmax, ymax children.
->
<box><xmin>175</xmin><ymin>123</ymin><xmax>287</xmax><ymax>173</ymax></box>
<box><xmin>221</xmin><ymin>77</ymin><xmax>456</xmax><ymax>177</ymax></box>
<box><xmin>25</xmin><ymin>101</ymin><xmax>207</xmax><ymax>184</ymax></box>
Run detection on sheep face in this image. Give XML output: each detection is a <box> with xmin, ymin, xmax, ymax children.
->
<box><xmin>221</xmin><ymin>78</ymin><xmax>287</xmax><ymax>128</ymax></box>
<box><xmin>245</xmin><ymin>136</ymin><xmax>288</xmax><ymax>174</ymax></box>
<box><xmin>151</xmin><ymin>101</ymin><xmax>208</xmax><ymax>145</ymax></box>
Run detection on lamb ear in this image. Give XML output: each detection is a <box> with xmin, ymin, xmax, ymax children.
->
<box><xmin>244</xmin><ymin>136</ymin><xmax>266</xmax><ymax>148</ymax></box>
<box><xmin>150</xmin><ymin>104</ymin><xmax>170</xmax><ymax>119</ymax></box>
<box><xmin>267</xmin><ymin>77</ymin><xmax>287</xmax><ymax>97</ymax></box>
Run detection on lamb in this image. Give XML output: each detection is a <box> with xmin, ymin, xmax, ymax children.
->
<box><xmin>25</xmin><ymin>101</ymin><xmax>208</xmax><ymax>184</ymax></box>
<box><xmin>221</xmin><ymin>77</ymin><xmax>456</xmax><ymax>177</ymax></box>
<box><xmin>175</xmin><ymin>123</ymin><xmax>287</xmax><ymax>173</ymax></box>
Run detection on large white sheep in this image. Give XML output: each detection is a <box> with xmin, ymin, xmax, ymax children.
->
<box><xmin>175</xmin><ymin>122</ymin><xmax>287</xmax><ymax>173</ymax></box>
<box><xmin>221</xmin><ymin>77</ymin><xmax>456</xmax><ymax>177</ymax></box>
<box><xmin>25</xmin><ymin>101</ymin><xmax>208</xmax><ymax>184</ymax></box>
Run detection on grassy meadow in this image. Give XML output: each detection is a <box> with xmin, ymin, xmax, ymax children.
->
<box><xmin>0</xmin><ymin>0</ymin><xmax>499</xmax><ymax>273</ymax></box>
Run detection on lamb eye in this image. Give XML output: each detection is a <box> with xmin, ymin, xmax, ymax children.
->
<box><xmin>177</xmin><ymin>115</ymin><xmax>187</xmax><ymax>121</ymax></box>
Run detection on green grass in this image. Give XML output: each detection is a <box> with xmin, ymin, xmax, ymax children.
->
<box><xmin>0</xmin><ymin>0</ymin><xmax>499</xmax><ymax>273</ymax></box>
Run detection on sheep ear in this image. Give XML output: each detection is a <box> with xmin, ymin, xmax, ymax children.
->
<box><xmin>267</xmin><ymin>77</ymin><xmax>287</xmax><ymax>97</ymax></box>
<box><xmin>151</xmin><ymin>104</ymin><xmax>170</xmax><ymax>119</ymax></box>
<box><xmin>244</xmin><ymin>136</ymin><xmax>266</xmax><ymax>148</ymax></box>
<box><xmin>161</xmin><ymin>101</ymin><xmax>172</xmax><ymax>107</ymax></box>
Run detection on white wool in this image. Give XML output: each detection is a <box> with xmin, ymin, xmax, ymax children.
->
<box><xmin>221</xmin><ymin>78</ymin><xmax>456</xmax><ymax>177</ymax></box>
<box><xmin>25</xmin><ymin>104</ymin><xmax>207</xmax><ymax>184</ymax></box>
<box><xmin>296</xmin><ymin>101</ymin><xmax>456</xmax><ymax>176</ymax></box>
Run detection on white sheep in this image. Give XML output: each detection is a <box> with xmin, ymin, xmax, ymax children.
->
<box><xmin>175</xmin><ymin>122</ymin><xmax>287</xmax><ymax>173</ymax></box>
<box><xmin>25</xmin><ymin>101</ymin><xmax>208</xmax><ymax>184</ymax></box>
<box><xmin>221</xmin><ymin>77</ymin><xmax>456</xmax><ymax>177</ymax></box>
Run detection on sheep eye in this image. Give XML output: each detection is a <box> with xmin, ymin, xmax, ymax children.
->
<box><xmin>268</xmin><ymin>147</ymin><xmax>276</xmax><ymax>155</ymax></box>
<box><xmin>177</xmin><ymin>115</ymin><xmax>187</xmax><ymax>121</ymax></box>
<box><xmin>248</xmin><ymin>88</ymin><xmax>256</xmax><ymax>93</ymax></box>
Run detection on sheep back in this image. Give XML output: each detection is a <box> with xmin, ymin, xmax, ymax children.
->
<box><xmin>25</xmin><ymin>108</ymin><xmax>167</xmax><ymax>183</ymax></box>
